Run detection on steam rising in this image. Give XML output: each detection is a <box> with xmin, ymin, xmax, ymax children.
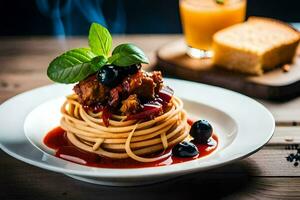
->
<box><xmin>35</xmin><ymin>0</ymin><xmax>126</xmax><ymax>38</ymax></box>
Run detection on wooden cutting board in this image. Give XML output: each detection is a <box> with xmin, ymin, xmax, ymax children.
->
<box><xmin>155</xmin><ymin>39</ymin><xmax>300</xmax><ymax>101</ymax></box>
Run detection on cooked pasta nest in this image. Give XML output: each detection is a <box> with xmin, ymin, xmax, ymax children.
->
<box><xmin>60</xmin><ymin>94</ymin><xmax>189</xmax><ymax>162</ymax></box>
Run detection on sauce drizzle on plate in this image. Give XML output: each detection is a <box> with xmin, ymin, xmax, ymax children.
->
<box><xmin>44</xmin><ymin>127</ymin><xmax>218</xmax><ymax>168</ymax></box>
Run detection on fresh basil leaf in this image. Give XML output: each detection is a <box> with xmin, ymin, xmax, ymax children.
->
<box><xmin>107</xmin><ymin>53</ymin><xmax>120</xmax><ymax>65</ymax></box>
<box><xmin>91</xmin><ymin>55</ymin><xmax>107</xmax><ymax>71</ymax></box>
<box><xmin>88</xmin><ymin>23</ymin><xmax>112</xmax><ymax>56</ymax></box>
<box><xmin>109</xmin><ymin>43</ymin><xmax>149</xmax><ymax>66</ymax></box>
<box><xmin>47</xmin><ymin>48</ymin><xmax>97</xmax><ymax>83</ymax></box>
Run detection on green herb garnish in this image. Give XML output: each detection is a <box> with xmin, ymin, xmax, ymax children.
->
<box><xmin>47</xmin><ymin>23</ymin><xmax>149</xmax><ymax>84</ymax></box>
<box><xmin>47</xmin><ymin>48</ymin><xmax>98</xmax><ymax>84</ymax></box>
<box><xmin>216</xmin><ymin>0</ymin><xmax>224</xmax><ymax>4</ymax></box>
<box><xmin>88</xmin><ymin>23</ymin><xmax>112</xmax><ymax>56</ymax></box>
<box><xmin>108</xmin><ymin>44</ymin><xmax>150</xmax><ymax>67</ymax></box>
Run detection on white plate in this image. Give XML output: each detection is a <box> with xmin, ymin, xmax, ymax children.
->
<box><xmin>0</xmin><ymin>79</ymin><xmax>275</xmax><ymax>186</ymax></box>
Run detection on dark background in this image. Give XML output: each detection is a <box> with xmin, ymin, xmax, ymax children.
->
<box><xmin>1</xmin><ymin>0</ymin><xmax>300</xmax><ymax>36</ymax></box>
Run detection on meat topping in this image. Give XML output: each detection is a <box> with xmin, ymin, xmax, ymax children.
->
<box><xmin>120</xmin><ymin>94</ymin><xmax>141</xmax><ymax>114</ymax></box>
<box><xmin>73</xmin><ymin>70</ymin><xmax>163</xmax><ymax>115</ymax></box>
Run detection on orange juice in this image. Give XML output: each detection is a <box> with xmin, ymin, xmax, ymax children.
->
<box><xmin>180</xmin><ymin>0</ymin><xmax>246</xmax><ymax>51</ymax></box>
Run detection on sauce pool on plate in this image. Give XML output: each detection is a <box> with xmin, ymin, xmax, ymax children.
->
<box><xmin>44</xmin><ymin>127</ymin><xmax>218</xmax><ymax>168</ymax></box>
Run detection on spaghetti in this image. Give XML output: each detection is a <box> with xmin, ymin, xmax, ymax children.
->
<box><xmin>60</xmin><ymin>94</ymin><xmax>189</xmax><ymax>162</ymax></box>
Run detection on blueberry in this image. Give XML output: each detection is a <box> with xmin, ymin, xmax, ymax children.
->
<box><xmin>97</xmin><ymin>65</ymin><xmax>120</xmax><ymax>87</ymax></box>
<box><xmin>190</xmin><ymin>120</ymin><xmax>213</xmax><ymax>144</ymax></box>
<box><xmin>97</xmin><ymin>64</ymin><xmax>141</xmax><ymax>87</ymax></box>
<box><xmin>121</xmin><ymin>64</ymin><xmax>141</xmax><ymax>75</ymax></box>
<box><xmin>172</xmin><ymin>141</ymin><xmax>199</xmax><ymax>158</ymax></box>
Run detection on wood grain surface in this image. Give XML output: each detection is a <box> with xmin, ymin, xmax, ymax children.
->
<box><xmin>1</xmin><ymin>36</ymin><xmax>300</xmax><ymax>200</ymax></box>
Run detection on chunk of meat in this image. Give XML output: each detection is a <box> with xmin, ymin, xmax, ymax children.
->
<box><xmin>73</xmin><ymin>70</ymin><xmax>164</xmax><ymax>115</ymax></box>
<box><xmin>122</xmin><ymin>70</ymin><xmax>162</xmax><ymax>99</ymax></box>
<box><xmin>108</xmin><ymin>85</ymin><xmax>123</xmax><ymax>107</ymax></box>
<box><xmin>132</xmin><ymin>75</ymin><xmax>155</xmax><ymax>99</ymax></box>
<box><xmin>151</xmin><ymin>71</ymin><xmax>163</xmax><ymax>92</ymax></box>
<box><xmin>73</xmin><ymin>75</ymin><xmax>107</xmax><ymax>106</ymax></box>
<box><xmin>120</xmin><ymin>94</ymin><xmax>141</xmax><ymax>114</ymax></box>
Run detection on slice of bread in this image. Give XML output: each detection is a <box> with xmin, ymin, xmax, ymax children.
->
<box><xmin>212</xmin><ymin>17</ymin><xmax>300</xmax><ymax>75</ymax></box>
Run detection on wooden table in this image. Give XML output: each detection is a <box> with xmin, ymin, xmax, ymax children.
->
<box><xmin>1</xmin><ymin>36</ymin><xmax>300</xmax><ymax>200</ymax></box>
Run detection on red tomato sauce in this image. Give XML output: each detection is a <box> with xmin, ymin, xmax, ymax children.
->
<box><xmin>44</xmin><ymin>127</ymin><xmax>218</xmax><ymax>168</ymax></box>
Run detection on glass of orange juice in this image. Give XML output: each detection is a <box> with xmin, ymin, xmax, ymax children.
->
<box><xmin>179</xmin><ymin>0</ymin><xmax>246</xmax><ymax>58</ymax></box>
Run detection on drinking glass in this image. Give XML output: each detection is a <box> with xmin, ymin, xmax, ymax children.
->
<box><xmin>179</xmin><ymin>0</ymin><xmax>246</xmax><ymax>58</ymax></box>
